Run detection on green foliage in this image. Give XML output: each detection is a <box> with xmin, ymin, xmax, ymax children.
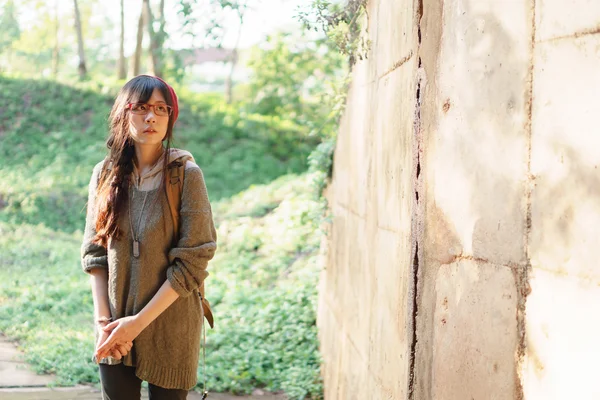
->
<box><xmin>202</xmin><ymin>174</ymin><xmax>324</xmax><ymax>398</ymax></box>
<box><xmin>297</xmin><ymin>0</ymin><xmax>370</xmax><ymax>65</ymax></box>
<box><xmin>308</xmin><ymin>138</ymin><xmax>335</xmax><ymax>200</ymax></box>
<box><xmin>0</xmin><ymin>173</ymin><xmax>324</xmax><ymax>398</ymax></box>
<box><xmin>175</xmin><ymin>0</ymin><xmax>255</xmax><ymax>48</ymax></box>
<box><xmin>0</xmin><ymin>223</ymin><xmax>96</xmax><ymax>385</ymax></box>
<box><xmin>0</xmin><ymin>5</ymin><xmax>351</xmax><ymax>396</ymax></box>
<box><xmin>244</xmin><ymin>32</ymin><xmax>346</xmax><ymax>139</ymax></box>
<box><xmin>0</xmin><ymin>75</ymin><xmax>315</xmax><ymax>233</ymax></box>
<box><xmin>174</xmin><ymin>88</ymin><xmax>320</xmax><ymax>200</ymax></box>
<box><xmin>0</xmin><ymin>0</ymin><xmax>20</xmax><ymax>53</ymax></box>
<box><xmin>0</xmin><ymin>75</ymin><xmax>326</xmax><ymax>398</ymax></box>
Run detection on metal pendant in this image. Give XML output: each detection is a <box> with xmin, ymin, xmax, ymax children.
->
<box><xmin>133</xmin><ymin>240</ymin><xmax>140</xmax><ymax>258</ymax></box>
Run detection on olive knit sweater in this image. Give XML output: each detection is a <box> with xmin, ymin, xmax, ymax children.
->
<box><xmin>80</xmin><ymin>151</ymin><xmax>217</xmax><ymax>390</ymax></box>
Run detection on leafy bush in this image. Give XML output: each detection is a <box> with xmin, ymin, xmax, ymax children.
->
<box><xmin>0</xmin><ymin>75</ymin><xmax>315</xmax><ymax>233</ymax></box>
<box><xmin>0</xmin><ymin>173</ymin><xmax>324</xmax><ymax>398</ymax></box>
<box><xmin>0</xmin><ymin>76</ymin><xmax>327</xmax><ymax>398</ymax></box>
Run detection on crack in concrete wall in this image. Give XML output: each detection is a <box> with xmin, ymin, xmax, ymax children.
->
<box><xmin>321</xmin><ymin>0</ymin><xmax>600</xmax><ymax>397</ymax></box>
<box><xmin>408</xmin><ymin>0</ymin><xmax>425</xmax><ymax>397</ymax></box>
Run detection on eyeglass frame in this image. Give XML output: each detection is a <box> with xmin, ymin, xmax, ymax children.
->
<box><xmin>126</xmin><ymin>102</ymin><xmax>173</xmax><ymax>117</ymax></box>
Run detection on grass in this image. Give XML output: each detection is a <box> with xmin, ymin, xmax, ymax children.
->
<box><xmin>0</xmin><ymin>173</ymin><xmax>324</xmax><ymax>398</ymax></box>
<box><xmin>0</xmin><ymin>75</ymin><xmax>328</xmax><ymax>399</ymax></box>
<box><xmin>0</xmin><ymin>75</ymin><xmax>319</xmax><ymax>234</ymax></box>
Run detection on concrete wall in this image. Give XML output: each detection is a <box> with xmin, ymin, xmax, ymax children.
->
<box><xmin>316</xmin><ymin>0</ymin><xmax>418</xmax><ymax>398</ymax></box>
<box><xmin>317</xmin><ymin>0</ymin><xmax>600</xmax><ymax>398</ymax></box>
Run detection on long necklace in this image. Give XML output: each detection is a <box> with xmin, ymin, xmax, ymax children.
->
<box><xmin>129</xmin><ymin>187</ymin><xmax>150</xmax><ymax>258</ymax></box>
<box><xmin>129</xmin><ymin>149</ymin><xmax>163</xmax><ymax>258</ymax></box>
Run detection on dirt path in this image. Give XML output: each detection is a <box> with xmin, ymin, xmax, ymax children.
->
<box><xmin>0</xmin><ymin>336</ymin><xmax>286</xmax><ymax>400</ymax></box>
<box><xmin>0</xmin><ymin>387</ymin><xmax>286</xmax><ymax>400</ymax></box>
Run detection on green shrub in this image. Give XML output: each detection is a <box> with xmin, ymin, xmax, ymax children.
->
<box><xmin>0</xmin><ymin>76</ymin><xmax>327</xmax><ymax>399</ymax></box>
<box><xmin>0</xmin><ymin>75</ymin><xmax>315</xmax><ymax>233</ymax></box>
<box><xmin>0</xmin><ymin>173</ymin><xmax>324</xmax><ymax>398</ymax></box>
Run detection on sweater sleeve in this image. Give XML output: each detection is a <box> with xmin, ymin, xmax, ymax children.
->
<box><xmin>166</xmin><ymin>167</ymin><xmax>217</xmax><ymax>298</ymax></box>
<box><xmin>80</xmin><ymin>161</ymin><xmax>109</xmax><ymax>274</ymax></box>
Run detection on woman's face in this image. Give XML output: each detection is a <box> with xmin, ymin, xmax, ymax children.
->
<box><xmin>128</xmin><ymin>88</ymin><xmax>170</xmax><ymax>146</ymax></box>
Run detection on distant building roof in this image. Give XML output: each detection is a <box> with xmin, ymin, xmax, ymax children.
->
<box><xmin>180</xmin><ymin>48</ymin><xmax>236</xmax><ymax>65</ymax></box>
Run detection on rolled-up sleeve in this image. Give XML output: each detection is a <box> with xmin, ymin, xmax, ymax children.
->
<box><xmin>166</xmin><ymin>167</ymin><xmax>217</xmax><ymax>298</ymax></box>
<box><xmin>81</xmin><ymin>161</ymin><xmax>108</xmax><ymax>274</ymax></box>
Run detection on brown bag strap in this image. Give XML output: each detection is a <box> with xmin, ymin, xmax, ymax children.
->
<box><xmin>165</xmin><ymin>161</ymin><xmax>214</xmax><ymax>329</ymax></box>
<box><xmin>165</xmin><ymin>162</ymin><xmax>183</xmax><ymax>240</ymax></box>
<box><xmin>165</xmin><ymin>161</ymin><xmax>212</xmax><ymax>396</ymax></box>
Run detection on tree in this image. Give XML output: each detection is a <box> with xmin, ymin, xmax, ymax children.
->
<box><xmin>73</xmin><ymin>0</ymin><xmax>87</xmax><ymax>78</ymax></box>
<box><xmin>117</xmin><ymin>0</ymin><xmax>126</xmax><ymax>79</ymax></box>
<box><xmin>10</xmin><ymin>1</ymin><xmax>57</xmax><ymax>75</ymax></box>
<box><xmin>143</xmin><ymin>0</ymin><xmax>155</xmax><ymax>75</ymax></box>
<box><xmin>176</xmin><ymin>0</ymin><xmax>257</xmax><ymax>100</ymax></box>
<box><xmin>153</xmin><ymin>0</ymin><xmax>167</xmax><ymax>77</ymax></box>
<box><xmin>0</xmin><ymin>0</ymin><xmax>20</xmax><ymax>49</ymax></box>
<box><xmin>52</xmin><ymin>0</ymin><xmax>59</xmax><ymax>77</ymax></box>
<box><xmin>0</xmin><ymin>0</ymin><xmax>21</xmax><ymax>70</ymax></box>
<box><xmin>223</xmin><ymin>0</ymin><xmax>249</xmax><ymax>103</ymax></box>
<box><xmin>132</xmin><ymin>4</ymin><xmax>145</xmax><ymax>76</ymax></box>
<box><xmin>245</xmin><ymin>32</ymin><xmax>346</xmax><ymax>134</ymax></box>
<box><xmin>143</xmin><ymin>0</ymin><xmax>167</xmax><ymax>77</ymax></box>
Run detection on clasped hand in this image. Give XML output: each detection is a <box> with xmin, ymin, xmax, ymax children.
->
<box><xmin>95</xmin><ymin>316</ymin><xmax>144</xmax><ymax>362</ymax></box>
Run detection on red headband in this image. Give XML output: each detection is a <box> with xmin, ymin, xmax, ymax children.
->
<box><xmin>139</xmin><ymin>75</ymin><xmax>179</xmax><ymax>124</ymax></box>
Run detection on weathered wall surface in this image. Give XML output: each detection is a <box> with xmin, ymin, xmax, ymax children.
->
<box><xmin>316</xmin><ymin>0</ymin><xmax>418</xmax><ymax>398</ymax></box>
<box><xmin>523</xmin><ymin>2</ymin><xmax>600</xmax><ymax>398</ymax></box>
<box><xmin>415</xmin><ymin>0</ymin><xmax>532</xmax><ymax>398</ymax></box>
<box><xmin>318</xmin><ymin>0</ymin><xmax>600</xmax><ymax>399</ymax></box>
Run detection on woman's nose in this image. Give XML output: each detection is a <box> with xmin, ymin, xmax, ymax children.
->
<box><xmin>145</xmin><ymin>112</ymin><xmax>156</xmax><ymax>123</ymax></box>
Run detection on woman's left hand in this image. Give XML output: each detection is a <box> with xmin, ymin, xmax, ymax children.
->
<box><xmin>95</xmin><ymin>316</ymin><xmax>145</xmax><ymax>360</ymax></box>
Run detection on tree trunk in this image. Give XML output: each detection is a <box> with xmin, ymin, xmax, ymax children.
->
<box><xmin>132</xmin><ymin>5</ymin><xmax>145</xmax><ymax>76</ymax></box>
<box><xmin>225</xmin><ymin>49</ymin><xmax>238</xmax><ymax>104</ymax></box>
<box><xmin>144</xmin><ymin>0</ymin><xmax>164</xmax><ymax>77</ymax></box>
<box><xmin>155</xmin><ymin>0</ymin><xmax>166</xmax><ymax>77</ymax></box>
<box><xmin>117</xmin><ymin>0</ymin><xmax>126</xmax><ymax>79</ymax></box>
<box><xmin>225</xmin><ymin>8</ymin><xmax>245</xmax><ymax>104</ymax></box>
<box><xmin>52</xmin><ymin>0</ymin><xmax>59</xmax><ymax>77</ymax></box>
<box><xmin>73</xmin><ymin>0</ymin><xmax>87</xmax><ymax>79</ymax></box>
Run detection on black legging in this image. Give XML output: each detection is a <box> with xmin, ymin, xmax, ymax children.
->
<box><xmin>99</xmin><ymin>363</ymin><xmax>189</xmax><ymax>400</ymax></box>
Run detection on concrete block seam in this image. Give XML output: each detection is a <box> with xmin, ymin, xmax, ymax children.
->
<box><xmin>515</xmin><ymin>0</ymin><xmax>538</xmax><ymax>398</ymax></box>
<box><xmin>538</xmin><ymin>25</ymin><xmax>600</xmax><ymax>43</ymax></box>
<box><xmin>436</xmin><ymin>255</ymin><xmax>527</xmax><ymax>271</ymax></box>
<box><xmin>378</xmin><ymin>50</ymin><xmax>415</xmax><ymax>81</ymax></box>
<box><xmin>332</xmin><ymin>200</ymin><xmax>367</xmax><ymax>220</ymax></box>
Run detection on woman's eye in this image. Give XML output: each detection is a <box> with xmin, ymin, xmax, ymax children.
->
<box><xmin>137</xmin><ymin>104</ymin><xmax>148</xmax><ymax>111</ymax></box>
<box><xmin>156</xmin><ymin>105</ymin><xmax>167</xmax><ymax>113</ymax></box>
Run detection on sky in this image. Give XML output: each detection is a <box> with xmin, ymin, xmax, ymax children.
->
<box><xmin>16</xmin><ymin>0</ymin><xmax>307</xmax><ymax>55</ymax></box>
<box><xmin>10</xmin><ymin>0</ymin><xmax>314</xmax><ymax>83</ymax></box>
<box><xmin>125</xmin><ymin>0</ymin><xmax>305</xmax><ymax>51</ymax></box>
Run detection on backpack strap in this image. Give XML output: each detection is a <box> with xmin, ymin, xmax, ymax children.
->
<box><xmin>165</xmin><ymin>161</ymin><xmax>183</xmax><ymax>241</ymax></box>
<box><xmin>165</xmin><ymin>161</ymin><xmax>215</xmax><ymax>330</ymax></box>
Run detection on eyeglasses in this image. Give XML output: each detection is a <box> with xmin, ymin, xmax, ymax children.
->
<box><xmin>126</xmin><ymin>102</ymin><xmax>172</xmax><ymax>117</ymax></box>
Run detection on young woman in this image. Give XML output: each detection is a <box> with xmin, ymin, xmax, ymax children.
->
<box><xmin>80</xmin><ymin>75</ymin><xmax>217</xmax><ymax>400</ymax></box>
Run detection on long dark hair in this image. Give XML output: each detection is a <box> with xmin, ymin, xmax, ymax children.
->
<box><xmin>92</xmin><ymin>75</ymin><xmax>175</xmax><ymax>248</ymax></box>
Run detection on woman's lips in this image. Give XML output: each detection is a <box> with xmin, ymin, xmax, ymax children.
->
<box><xmin>144</xmin><ymin>128</ymin><xmax>157</xmax><ymax>133</ymax></box>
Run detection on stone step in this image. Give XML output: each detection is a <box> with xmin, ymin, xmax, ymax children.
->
<box><xmin>0</xmin><ymin>336</ymin><xmax>55</xmax><ymax>388</ymax></box>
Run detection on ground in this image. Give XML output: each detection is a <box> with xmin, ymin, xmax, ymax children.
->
<box><xmin>0</xmin><ymin>336</ymin><xmax>287</xmax><ymax>400</ymax></box>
